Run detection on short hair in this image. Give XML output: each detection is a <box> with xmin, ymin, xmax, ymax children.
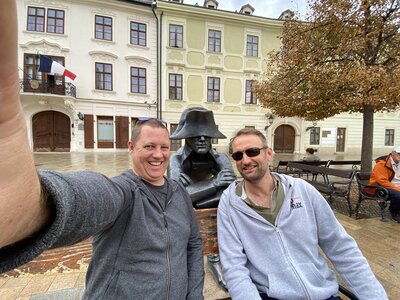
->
<box><xmin>131</xmin><ymin>118</ymin><xmax>169</xmax><ymax>143</ymax></box>
<box><xmin>229</xmin><ymin>128</ymin><xmax>268</xmax><ymax>153</ymax></box>
<box><xmin>306</xmin><ymin>147</ymin><xmax>314</xmax><ymax>154</ymax></box>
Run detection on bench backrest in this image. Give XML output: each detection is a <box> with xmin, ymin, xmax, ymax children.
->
<box><xmin>275</xmin><ymin>160</ymin><xmax>329</xmax><ymax>170</ymax></box>
<box><xmin>326</xmin><ymin>160</ymin><xmax>361</xmax><ymax>169</ymax></box>
<box><xmin>287</xmin><ymin>162</ymin><xmax>355</xmax><ymax>179</ymax></box>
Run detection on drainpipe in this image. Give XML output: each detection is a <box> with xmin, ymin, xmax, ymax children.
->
<box><xmin>151</xmin><ymin>2</ymin><xmax>163</xmax><ymax>120</ymax></box>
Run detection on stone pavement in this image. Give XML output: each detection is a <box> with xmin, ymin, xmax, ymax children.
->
<box><xmin>1</xmin><ymin>152</ymin><xmax>399</xmax><ymax>299</ymax></box>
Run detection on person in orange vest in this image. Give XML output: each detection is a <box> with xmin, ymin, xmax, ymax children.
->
<box><xmin>369</xmin><ymin>146</ymin><xmax>400</xmax><ymax>223</ymax></box>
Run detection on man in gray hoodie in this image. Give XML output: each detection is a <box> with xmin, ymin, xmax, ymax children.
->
<box><xmin>0</xmin><ymin>1</ymin><xmax>204</xmax><ymax>299</ymax></box>
<box><xmin>217</xmin><ymin>127</ymin><xmax>387</xmax><ymax>300</ymax></box>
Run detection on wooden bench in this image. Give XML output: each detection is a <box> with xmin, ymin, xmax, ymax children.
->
<box><xmin>354</xmin><ymin>172</ymin><xmax>390</xmax><ymax>221</ymax></box>
<box><xmin>286</xmin><ymin>162</ymin><xmax>357</xmax><ymax>216</ymax></box>
<box><xmin>327</xmin><ymin>160</ymin><xmax>361</xmax><ymax>170</ymax></box>
<box><xmin>273</xmin><ymin>160</ymin><xmax>330</xmax><ymax>179</ymax></box>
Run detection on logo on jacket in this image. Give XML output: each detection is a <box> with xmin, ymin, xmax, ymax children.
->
<box><xmin>290</xmin><ymin>196</ymin><xmax>303</xmax><ymax>209</ymax></box>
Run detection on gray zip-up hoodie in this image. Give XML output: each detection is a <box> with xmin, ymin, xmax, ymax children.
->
<box><xmin>0</xmin><ymin>170</ymin><xmax>204</xmax><ymax>300</ymax></box>
<box><xmin>217</xmin><ymin>173</ymin><xmax>387</xmax><ymax>300</ymax></box>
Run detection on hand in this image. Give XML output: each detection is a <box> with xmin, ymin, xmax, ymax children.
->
<box><xmin>213</xmin><ymin>169</ymin><xmax>236</xmax><ymax>188</ymax></box>
<box><xmin>0</xmin><ymin>0</ymin><xmax>45</xmax><ymax>248</ymax></box>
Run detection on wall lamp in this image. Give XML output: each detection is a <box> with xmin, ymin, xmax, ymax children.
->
<box><xmin>77</xmin><ymin>112</ymin><xmax>84</xmax><ymax>121</ymax></box>
<box><xmin>264</xmin><ymin>113</ymin><xmax>275</xmax><ymax>131</ymax></box>
<box><xmin>306</xmin><ymin>121</ymin><xmax>318</xmax><ymax>131</ymax></box>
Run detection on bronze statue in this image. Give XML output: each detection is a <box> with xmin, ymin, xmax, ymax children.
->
<box><xmin>168</xmin><ymin>107</ymin><xmax>236</xmax><ymax>209</ymax></box>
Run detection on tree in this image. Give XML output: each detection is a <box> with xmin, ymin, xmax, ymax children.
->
<box><xmin>256</xmin><ymin>0</ymin><xmax>400</xmax><ymax>172</ymax></box>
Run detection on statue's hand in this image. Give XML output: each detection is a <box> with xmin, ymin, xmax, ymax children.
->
<box><xmin>213</xmin><ymin>169</ymin><xmax>236</xmax><ymax>188</ymax></box>
<box><xmin>179</xmin><ymin>173</ymin><xmax>193</xmax><ymax>187</ymax></box>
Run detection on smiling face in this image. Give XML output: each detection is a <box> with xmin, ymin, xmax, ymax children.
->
<box><xmin>128</xmin><ymin>125</ymin><xmax>170</xmax><ymax>186</ymax></box>
<box><xmin>231</xmin><ymin>133</ymin><xmax>273</xmax><ymax>184</ymax></box>
<box><xmin>185</xmin><ymin>136</ymin><xmax>212</xmax><ymax>154</ymax></box>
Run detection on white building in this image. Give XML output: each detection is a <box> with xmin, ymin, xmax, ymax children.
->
<box><xmin>18</xmin><ymin>0</ymin><xmax>158</xmax><ymax>151</ymax></box>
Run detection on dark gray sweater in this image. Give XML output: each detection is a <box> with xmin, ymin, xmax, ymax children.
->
<box><xmin>0</xmin><ymin>170</ymin><xmax>204</xmax><ymax>299</ymax></box>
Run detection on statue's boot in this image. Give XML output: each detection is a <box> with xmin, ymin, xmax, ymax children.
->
<box><xmin>207</xmin><ymin>253</ymin><xmax>227</xmax><ymax>291</ymax></box>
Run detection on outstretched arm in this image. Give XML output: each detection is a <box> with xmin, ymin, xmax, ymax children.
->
<box><xmin>0</xmin><ymin>0</ymin><xmax>51</xmax><ymax>248</ymax></box>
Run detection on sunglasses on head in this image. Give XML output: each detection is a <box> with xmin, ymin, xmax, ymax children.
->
<box><xmin>231</xmin><ymin>146</ymin><xmax>268</xmax><ymax>161</ymax></box>
<box><xmin>136</xmin><ymin>117</ymin><xmax>167</xmax><ymax>127</ymax></box>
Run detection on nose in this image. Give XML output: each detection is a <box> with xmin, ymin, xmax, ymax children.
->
<box><xmin>152</xmin><ymin>147</ymin><xmax>163</xmax><ymax>158</ymax></box>
<box><xmin>241</xmin><ymin>152</ymin><xmax>252</xmax><ymax>163</ymax></box>
<box><xmin>199</xmin><ymin>136</ymin><xmax>205</xmax><ymax>141</ymax></box>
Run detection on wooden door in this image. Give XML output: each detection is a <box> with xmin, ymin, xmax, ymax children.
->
<box><xmin>32</xmin><ymin>111</ymin><xmax>70</xmax><ymax>152</ymax></box>
<box><xmin>116</xmin><ymin>116</ymin><xmax>129</xmax><ymax>148</ymax></box>
<box><xmin>273</xmin><ymin>125</ymin><xmax>295</xmax><ymax>153</ymax></box>
<box><xmin>336</xmin><ymin>128</ymin><xmax>346</xmax><ymax>152</ymax></box>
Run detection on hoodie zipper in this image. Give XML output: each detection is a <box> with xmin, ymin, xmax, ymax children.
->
<box><xmin>232</xmin><ymin>182</ymin><xmax>312</xmax><ymax>299</ymax></box>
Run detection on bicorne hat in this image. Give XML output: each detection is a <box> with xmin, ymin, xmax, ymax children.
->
<box><xmin>170</xmin><ymin>107</ymin><xmax>226</xmax><ymax>140</ymax></box>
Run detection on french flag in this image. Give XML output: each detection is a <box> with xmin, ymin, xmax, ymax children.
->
<box><xmin>39</xmin><ymin>55</ymin><xmax>77</xmax><ymax>80</ymax></box>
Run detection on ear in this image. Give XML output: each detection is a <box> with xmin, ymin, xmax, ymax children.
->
<box><xmin>128</xmin><ymin>141</ymin><xmax>134</xmax><ymax>153</ymax></box>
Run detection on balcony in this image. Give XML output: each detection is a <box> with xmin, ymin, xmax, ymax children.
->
<box><xmin>20</xmin><ymin>79</ymin><xmax>76</xmax><ymax>98</ymax></box>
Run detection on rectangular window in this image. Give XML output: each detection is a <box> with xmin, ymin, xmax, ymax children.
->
<box><xmin>47</xmin><ymin>9</ymin><xmax>64</xmax><ymax>34</ymax></box>
<box><xmin>130</xmin><ymin>22</ymin><xmax>146</xmax><ymax>46</ymax></box>
<box><xmin>169</xmin><ymin>74</ymin><xmax>183</xmax><ymax>100</ymax></box>
<box><xmin>95</xmin><ymin>15</ymin><xmax>112</xmax><ymax>41</ymax></box>
<box><xmin>97</xmin><ymin>116</ymin><xmax>114</xmax><ymax>148</ymax></box>
<box><xmin>169</xmin><ymin>24</ymin><xmax>183</xmax><ymax>48</ymax></box>
<box><xmin>245</xmin><ymin>80</ymin><xmax>257</xmax><ymax>104</ymax></box>
<box><xmin>131</xmin><ymin>67</ymin><xmax>146</xmax><ymax>94</ymax></box>
<box><xmin>170</xmin><ymin>123</ymin><xmax>182</xmax><ymax>151</ymax></box>
<box><xmin>385</xmin><ymin>129</ymin><xmax>395</xmax><ymax>146</ymax></box>
<box><xmin>27</xmin><ymin>6</ymin><xmax>45</xmax><ymax>32</ymax></box>
<box><xmin>208</xmin><ymin>30</ymin><xmax>221</xmax><ymax>52</ymax></box>
<box><xmin>310</xmin><ymin>127</ymin><xmax>320</xmax><ymax>145</ymax></box>
<box><xmin>95</xmin><ymin>62</ymin><xmax>113</xmax><ymax>91</ymax></box>
<box><xmin>207</xmin><ymin>77</ymin><xmax>220</xmax><ymax>102</ymax></box>
<box><xmin>246</xmin><ymin>35</ymin><xmax>258</xmax><ymax>57</ymax></box>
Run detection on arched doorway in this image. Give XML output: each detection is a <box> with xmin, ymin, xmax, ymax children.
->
<box><xmin>273</xmin><ymin>125</ymin><xmax>295</xmax><ymax>153</ymax></box>
<box><xmin>32</xmin><ymin>111</ymin><xmax>71</xmax><ymax>152</ymax></box>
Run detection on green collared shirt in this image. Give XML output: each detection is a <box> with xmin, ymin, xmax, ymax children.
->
<box><xmin>235</xmin><ymin>174</ymin><xmax>284</xmax><ymax>225</ymax></box>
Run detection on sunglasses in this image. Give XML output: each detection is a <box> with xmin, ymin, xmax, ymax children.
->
<box><xmin>231</xmin><ymin>146</ymin><xmax>268</xmax><ymax>161</ymax></box>
<box><xmin>136</xmin><ymin>117</ymin><xmax>167</xmax><ymax>127</ymax></box>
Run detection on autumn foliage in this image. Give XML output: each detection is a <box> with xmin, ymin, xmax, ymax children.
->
<box><xmin>256</xmin><ymin>0</ymin><xmax>399</xmax><ymax>171</ymax></box>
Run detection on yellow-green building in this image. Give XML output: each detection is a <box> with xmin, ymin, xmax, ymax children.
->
<box><xmin>157</xmin><ymin>0</ymin><xmax>283</xmax><ymax>152</ymax></box>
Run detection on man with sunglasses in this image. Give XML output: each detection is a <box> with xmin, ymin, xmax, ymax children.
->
<box><xmin>217</xmin><ymin>128</ymin><xmax>387</xmax><ymax>299</ymax></box>
<box><xmin>0</xmin><ymin>3</ymin><xmax>204</xmax><ymax>298</ymax></box>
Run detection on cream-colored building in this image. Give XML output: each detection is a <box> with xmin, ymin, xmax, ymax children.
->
<box><xmin>17</xmin><ymin>0</ymin><xmax>399</xmax><ymax>155</ymax></box>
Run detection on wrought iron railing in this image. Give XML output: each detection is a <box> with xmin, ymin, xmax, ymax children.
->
<box><xmin>19</xmin><ymin>79</ymin><xmax>76</xmax><ymax>98</ymax></box>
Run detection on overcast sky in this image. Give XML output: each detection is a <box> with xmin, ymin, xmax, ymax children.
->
<box><xmin>183</xmin><ymin>0</ymin><xmax>308</xmax><ymax>19</ymax></box>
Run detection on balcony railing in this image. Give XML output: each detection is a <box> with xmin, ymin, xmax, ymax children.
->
<box><xmin>20</xmin><ymin>79</ymin><xmax>76</xmax><ymax>98</ymax></box>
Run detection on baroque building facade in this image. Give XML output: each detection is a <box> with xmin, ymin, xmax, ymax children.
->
<box><xmin>17</xmin><ymin>0</ymin><xmax>399</xmax><ymax>155</ymax></box>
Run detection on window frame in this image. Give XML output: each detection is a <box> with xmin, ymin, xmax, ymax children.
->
<box><xmin>169</xmin><ymin>73</ymin><xmax>183</xmax><ymax>100</ymax></box>
<box><xmin>170</xmin><ymin>123</ymin><xmax>182</xmax><ymax>151</ymax></box>
<box><xmin>95</xmin><ymin>15</ymin><xmax>113</xmax><ymax>41</ymax></box>
<box><xmin>27</xmin><ymin>6</ymin><xmax>45</xmax><ymax>32</ymax></box>
<box><xmin>309</xmin><ymin>127</ymin><xmax>321</xmax><ymax>145</ymax></box>
<box><xmin>47</xmin><ymin>8</ymin><xmax>65</xmax><ymax>34</ymax></box>
<box><xmin>130</xmin><ymin>21</ymin><xmax>147</xmax><ymax>46</ymax></box>
<box><xmin>95</xmin><ymin>62</ymin><xmax>113</xmax><ymax>91</ymax></box>
<box><xmin>208</xmin><ymin>29</ymin><xmax>221</xmax><ymax>52</ymax></box>
<box><xmin>246</xmin><ymin>35</ymin><xmax>259</xmax><ymax>57</ymax></box>
<box><xmin>385</xmin><ymin>129</ymin><xmax>395</xmax><ymax>146</ymax></box>
<box><xmin>169</xmin><ymin>24</ymin><xmax>183</xmax><ymax>48</ymax></box>
<box><xmin>131</xmin><ymin>67</ymin><xmax>147</xmax><ymax>94</ymax></box>
<box><xmin>207</xmin><ymin>77</ymin><xmax>220</xmax><ymax>103</ymax></box>
<box><xmin>245</xmin><ymin>80</ymin><xmax>257</xmax><ymax>104</ymax></box>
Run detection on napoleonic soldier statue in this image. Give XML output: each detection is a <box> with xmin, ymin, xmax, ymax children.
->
<box><xmin>168</xmin><ymin>107</ymin><xmax>236</xmax><ymax>209</ymax></box>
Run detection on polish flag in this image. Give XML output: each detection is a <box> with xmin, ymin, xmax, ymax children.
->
<box><xmin>39</xmin><ymin>55</ymin><xmax>77</xmax><ymax>80</ymax></box>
